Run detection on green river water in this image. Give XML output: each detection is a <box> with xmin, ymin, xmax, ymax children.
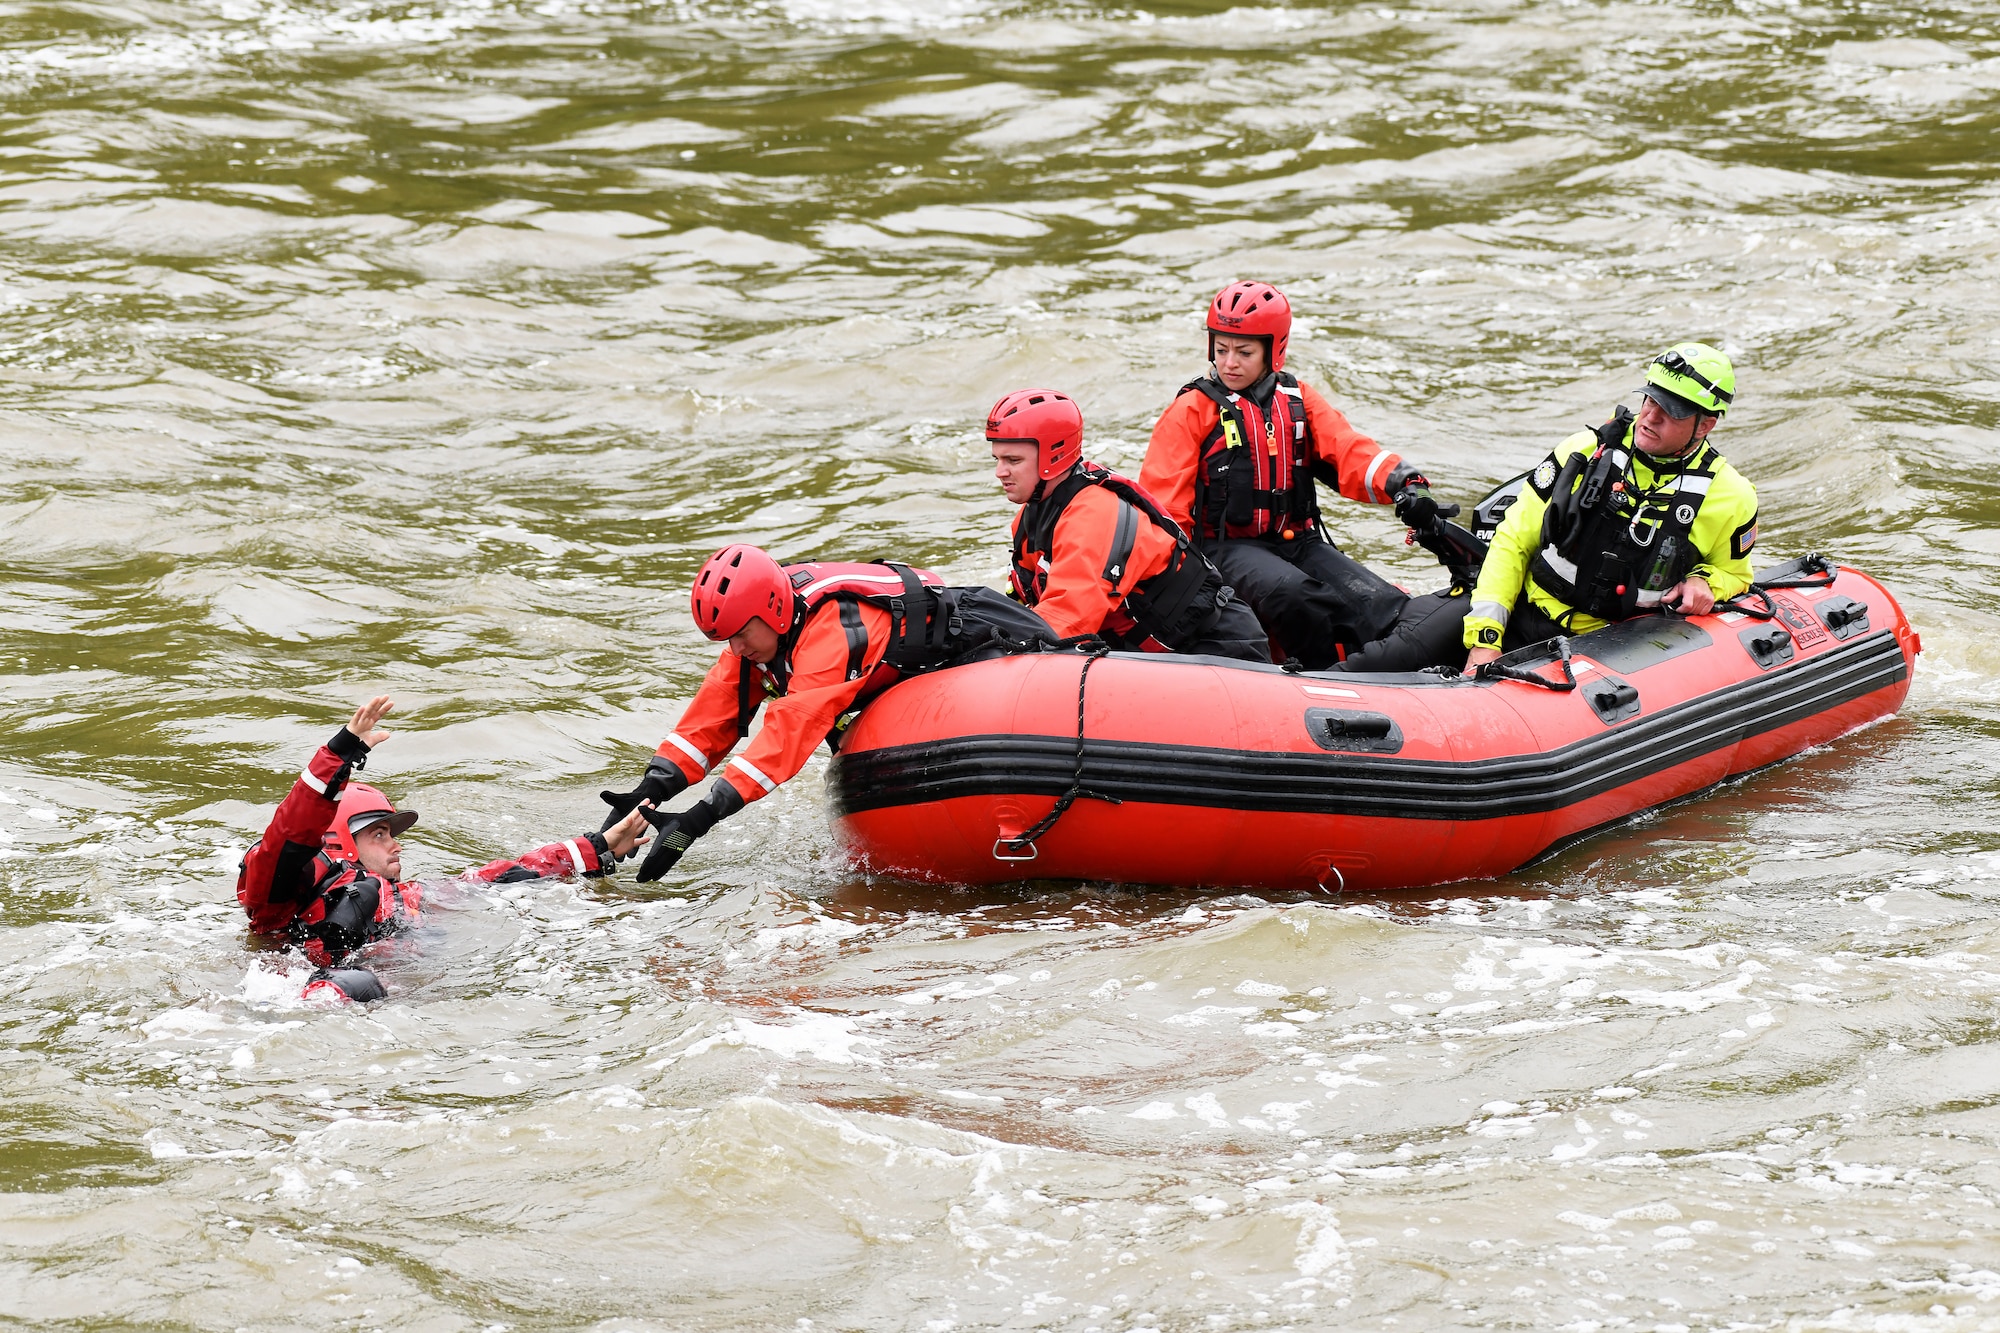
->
<box><xmin>3</xmin><ymin>1</ymin><xmax>2000</xmax><ymax>1329</ymax></box>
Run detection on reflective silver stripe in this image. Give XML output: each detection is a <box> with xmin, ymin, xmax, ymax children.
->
<box><xmin>792</xmin><ymin>571</ymin><xmax>909</xmax><ymax>600</ymax></box>
<box><xmin>1469</xmin><ymin>599</ymin><xmax>1510</xmax><ymax>627</ymax></box>
<box><xmin>299</xmin><ymin>767</ymin><xmax>328</xmax><ymax>795</ymax></box>
<box><xmin>1634</xmin><ymin>589</ymin><xmax>1665</xmax><ymax>607</ymax></box>
<box><xmin>664</xmin><ymin>732</ymin><xmax>707</xmax><ymax>769</ymax></box>
<box><xmin>1362</xmin><ymin>451</ymin><xmax>1394</xmax><ymax>501</ymax></box>
<box><xmin>729</xmin><ymin>756</ymin><xmax>777</xmax><ymax>793</ymax></box>
<box><xmin>1676</xmin><ymin>475</ymin><xmax>1713</xmax><ymax>496</ymax></box>
<box><xmin>1537</xmin><ymin>547</ymin><xmax>1579</xmax><ymax>582</ymax></box>
<box><xmin>1609</xmin><ymin>448</ymin><xmax>1631</xmax><ymax>469</ymax></box>
<box><xmin>1279</xmin><ymin>383</ymin><xmax>1306</xmax><ymax>439</ymax></box>
<box><xmin>563</xmin><ymin>839</ymin><xmax>587</xmax><ymax>874</ymax></box>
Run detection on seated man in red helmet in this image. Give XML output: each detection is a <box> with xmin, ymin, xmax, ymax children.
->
<box><xmin>1140</xmin><ymin>280</ymin><xmax>1448</xmax><ymax>670</ymax></box>
<box><xmin>600</xmin><ymin>547</ymin><xmax>1053</xmax><ymax>881</ymax></box>
<box><xmin>987</xmin><ymin>387</ymin><xmax>1267</xmax><ymax>662</ymax></box>
<box><xmin>238</xmin><ymin>695</ymin><xmax>656</xmax><ymax>1001</ymax></box>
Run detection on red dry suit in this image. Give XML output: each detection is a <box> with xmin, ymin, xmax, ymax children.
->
<box><xmin>236</xmin><ymin>726</ymin><xmax>614</xmax><ymax>966</ymax></box>
<box><xmin>1140</xmin><ymin>374</ymin><xmax>1414</xmax><ymax>541</ymax></box>
<box><xmin>654</xmin><ymin>562</ymin><xmax>951</xmax><ymax>808</ymax></box>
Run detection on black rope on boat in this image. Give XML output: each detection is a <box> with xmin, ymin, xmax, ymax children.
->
<box><xmin>1474</xmin><ymin>634</ymin><xmax>1578</xmax><ymax>692</ymax></box>
<box><xmin>1720</xmin><ymin>552</ymin><xmax>1837</xmax><ymax>621</ymax></box>
<box><xmin>995</xmin><ymin>638</ymin><xmax>1123</xmax><ymax>860</ymax></box>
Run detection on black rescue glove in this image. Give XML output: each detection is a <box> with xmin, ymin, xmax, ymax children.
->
<box><xmin>634</xmin><ymin>782</ymin><xmax>744</xmax><ymax>882</ymax></box>
<box><xmin>599</xmin><ymin>756</ymin><xmax>691</xmax><ymax>831</ymax></box>
<box><xmin>1392</xmin><ymin>481</ymin><xmax>1438</xmax><ymax>529</ymax></box>
<box><xmin>1392</xmin><ymin>475</ymin><xmax>1461</xmax><ymax>531</ymax></box>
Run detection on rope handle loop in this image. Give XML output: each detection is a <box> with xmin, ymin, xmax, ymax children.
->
<box><xmin>995</xmin><ymin>637</ymin><xmax>1123</xmax><ymax>860</ymax></box>
<box><xmin>1473</xmin><ymin>635</ymin><xmax>1578</xmax><ymax>692</ymax></box>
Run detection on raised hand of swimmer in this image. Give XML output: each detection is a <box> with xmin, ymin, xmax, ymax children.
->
<box><xmin>601</xmin><ymin>801</ymin><xmax>655</xmax><ymax>861</ymax></box>
<box><xmin>1660</xmin><ymin>576</ymin><xmax>1714</xmax><ymax>616</ymax></box>
<box><xmin>347</xmin><ymin>695</ymin><xmax>395</xmax><ymax>748</ymax></box>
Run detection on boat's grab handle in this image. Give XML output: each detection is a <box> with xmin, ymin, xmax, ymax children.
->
<box><xmin>1723</xmin><ymin>552</ymin><xmax>1838</xmax><ymax>621</ymax></box>
<box><xmin>1474</xmin><ymin>635</ymin><xmax>1578</xmax><ymax>692</ymax></box>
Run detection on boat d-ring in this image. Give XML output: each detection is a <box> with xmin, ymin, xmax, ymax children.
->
<box><xmin>992</xmin><ymin>837</ymin><xmax>1039</xmax><ymax>862</ymax></box>
<box><xmin>1314</xmin><ymin>863</ymin><xmax>1346</xmax><ymax>895</ymax></box>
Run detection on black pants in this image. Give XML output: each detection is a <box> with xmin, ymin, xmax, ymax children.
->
<box><xmin>1175</xmin><ymin>594</ymin><xmax>1271</xmax><ymax>662</ymax></box>
<box><xmin>1110</xmin><ymin>593</ymin><xmax>1270</xmax><ymax>663</ymax></box>
<box><xmin>1501</xmin><ymin>598</ymin><xmax>1572</xmax><ymax>652</ymax></box>
<box><xmin>1208</xmin><ymin>536</ymin><xmax>1408</xmax><ymax>671</ymax></box>
<box><xmin>1334</xmin><ymin>590</ymin><xmax>1470</xmax><ymax>674</ymax></box>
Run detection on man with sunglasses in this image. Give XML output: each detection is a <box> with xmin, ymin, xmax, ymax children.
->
<box><xmin>1463</xmin><ymin>343</ymin><xmax>1759</xmax><ymax>667</ymax></box>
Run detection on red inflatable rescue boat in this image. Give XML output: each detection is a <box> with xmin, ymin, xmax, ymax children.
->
<box><xmin>826</xmin><ymin>557</ymin><xmax>1917</xmax><ymax>892</ymax></box>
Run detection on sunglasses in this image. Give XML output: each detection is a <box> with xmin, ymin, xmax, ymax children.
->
<box><xmin>1652</xmin><ymin>349</ymin><xmax>1734</xmax><ymax>406</ymax></box>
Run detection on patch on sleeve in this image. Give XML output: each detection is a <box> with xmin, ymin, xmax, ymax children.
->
<box><xmin>1732</xmin><ymin>511</ymin><xmax>1759</xmax><ymax>560</ymax></box>
<box><xmin>1528</xmin><ymin>455</ymin><xmax>1560</xmax><ymax>500</ymax></box>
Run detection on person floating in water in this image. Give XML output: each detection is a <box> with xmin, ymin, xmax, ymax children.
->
<box><xmin>236</xmin><ymin>696</ymin><xmax>655</xmax><ymax>1001</ymax></box>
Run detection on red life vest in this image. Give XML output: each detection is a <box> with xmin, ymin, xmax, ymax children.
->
<box><xmin>735</xmin><ymin>561</ymin><xmax>948</xmax><ymax>731</ymax></box>
<box><xmin>1182</xmin><ymin>372</ymin><xmax>1321</xmax><ymax>542</ymax></box>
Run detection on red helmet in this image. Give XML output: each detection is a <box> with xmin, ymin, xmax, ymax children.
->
<box><xmin>322</xmin><ymin>782</ymin><xmax>418</xmax><ymax>862</ymax></box>
<box><xmin>691</xmin><ymin>544</ymin><xmax>797</xmax><ymax>641</ymax></box>
<box><xmin>985</xmin><ymin>388</ymin><xmax>1083</xmax><ymax>482</ymax></box>
<box><xmin>1206</xmin><ymin>281</ymin><xmax>1292</xmax><ymax>372</ymax></box>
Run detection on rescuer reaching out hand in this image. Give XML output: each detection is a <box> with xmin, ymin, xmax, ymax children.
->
<box><xmin>601</xmin><ymin>547</ymin><xmax>1052</xmax><ymax>882</ymax></box>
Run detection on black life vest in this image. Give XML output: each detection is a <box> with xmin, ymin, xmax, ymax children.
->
<box><xmin>1527</xmin><ymin>409</ymin><xmax>1722</xmax><ymax>624</ymax></box>
<box><xmin>286</xmin><ymin>860</ymin><xmax>410</xmax><ymax>960</ymax></box>
<box><xmin>730</xmin><ymin>562</ymin><xmax>1051</xmax><ymax>748</ymax></box>
<box><xmin>1010</xmin><ymin>464</ymin><xmax>1229</xmax><ymax>652</ymax></box>
<box><xmin>1180</xmin><ymin>372</ymin><xmax>1320</xmax><ymax>542</ymax></box>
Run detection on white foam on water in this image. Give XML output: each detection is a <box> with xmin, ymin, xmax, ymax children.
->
<box><xmin>751</xmin><ymin>914</ymin><xmax>866</xmax><ymax>954</ymax></box>
<box><xmin>758</xmin><ymin>0</ymin><xmax>992</xmax><ymax>29</ymax></box>
<box><xmin>236</xmin><ymin>959</ymin><xmax>321</xmax><ymax>1009</ymax></box>
<box><xmin>1282</xmin><ymin>1200</ymin><xmax>1353</xmax><ymax>1289</ymax></box>
<box><xmin>679</xmin><ymin>1010</ymin><xmax>879</xmax><ymax>1065</ymax></box>
<box><xmin>140</xmin><ymin>1006</ymin><xmax>236</xmax><ymax>1040</ymax></box>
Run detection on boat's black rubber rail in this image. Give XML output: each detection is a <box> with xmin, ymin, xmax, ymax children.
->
<box><xmin>827</xmin><ymin>629</ymin><xmax>1908</xmax><ymax>822</ymax></box>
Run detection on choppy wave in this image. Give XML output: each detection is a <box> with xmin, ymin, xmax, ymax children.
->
<box><xmin>4</xmin><ymin>0</ymin><xmax>2000</xmax><ymax>1327</ymax></box>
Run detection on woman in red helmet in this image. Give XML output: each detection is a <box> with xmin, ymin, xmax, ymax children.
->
<box><xmin>988</xmin><ymin>387</ymin><xmax>1266</xmax><ymax>662</ymax></box>
<box><xmin>237</xmin><ymin>695</ymin><xmax>656</xmax><ymax>1001</ymax></box>
<box><xmin>1139</xmin><ymin>281</ymin><xmax>1443</xmax><ymax>670</ymax></box>
<box><xmin>600</xmin><ymin>545</ymin><xmax>1052</xmax><ymax>881</ymax></box>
